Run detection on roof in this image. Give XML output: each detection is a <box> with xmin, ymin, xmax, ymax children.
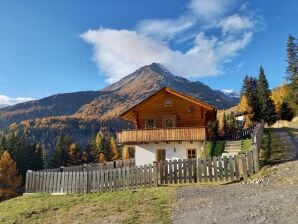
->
<box><xmin>119</xmin><ymin>87</ymin><xmax>216</xmax><ymax>121</ymax></box>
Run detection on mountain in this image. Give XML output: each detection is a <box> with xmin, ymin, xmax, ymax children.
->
<box><xmin>0</xmin><ymin>104</ymin><xmax>9</xmax><ymax>109</ymax></box>
<box><xmin>0</xmin><ymin>63</ymin><xmax>239</xmax><ymax>151</ymax></box>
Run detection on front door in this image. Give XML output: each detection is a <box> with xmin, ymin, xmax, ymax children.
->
<box><xmin>163</xmin><ymin>116</ymin><xmax>176</xmax><ymax>128</ymax></box>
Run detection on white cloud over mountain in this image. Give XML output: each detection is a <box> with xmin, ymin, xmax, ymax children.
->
<box><xmin>0</xmin><ymin>95</ymin><xmax>35</xmax><ymax>106</ymax></box>
<box><xmin>81</xmin><ymin>0</ymin><xmax>263</xmax><ymax>83</ymax></box>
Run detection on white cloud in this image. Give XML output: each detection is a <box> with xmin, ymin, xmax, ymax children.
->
<box><xmin>218</xmin><ymin>14</ymin><xmax>254</xmax><ymax>34</ymax></box>
<box><xmin>188</xmin><ymin>0</ymin><xmax>235</xmax><ymax>22</ymax></box>
<box><xmin>136</xmin><ymin>16</ymin><xmax>195</xmax><ymax>41</ymax></box>
<box><xmin>81</xmin><ymin>0</ymin><xmax>262</xmax><ymax>83</ymax></box>
<box><xmin>0</xmin><ymin>95</ymin><xmax>35</xmax><ymax>106</ymax></box>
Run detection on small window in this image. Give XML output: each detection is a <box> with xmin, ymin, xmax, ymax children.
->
<box><xmin>156</xmin><ymin>149</ymin><xmax>166</xmax><ymax>162</ymax></box>
<box><xmin>145</xmin><ymin>118</ymin><xmax>156</xmax><ymax>129</ymax></box>
<box><xmin>164</xmin><ymin>99</ymin><xmax>172</xmax><ymax>107</ymax></box>
<box><xmin>187</xmin><ymin>148</ymin><xmax>196</xmax><ymax>159</ymax></box>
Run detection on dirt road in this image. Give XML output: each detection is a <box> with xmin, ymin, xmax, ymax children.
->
<box><xmin>172</xmin><ymin>128</ymin><xmax>298</xmax><ymax>224</ymax></box>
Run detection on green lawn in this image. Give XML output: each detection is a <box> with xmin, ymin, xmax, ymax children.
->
<box><xmin>0</xmin><ymin>187</ymin><xmax>175</xmax><ymax>224</ymax></box>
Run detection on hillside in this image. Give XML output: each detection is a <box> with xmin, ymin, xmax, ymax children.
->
<box><xmin>0</xmin><ymin>63</ymin><xmax>239</xmax><ymax>150</ymax></box>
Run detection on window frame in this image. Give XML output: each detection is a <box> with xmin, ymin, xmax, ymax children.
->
<box><xmin>145</xmin><ymin>117</ymin><xmax>156</xmax><ymax>129</ymax></box>
<box><xmin>164</xmin><ymin>98</ymin><xmax>173</xmax><ymax>107</ymax></box>
<box><xmin>186</xmin><ymin>148</ymin><xmax>197</xmax><ymax>159</ymax></box>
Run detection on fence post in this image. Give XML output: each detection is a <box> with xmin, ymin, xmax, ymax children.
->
<box><xmin>25</xmin><ymin>170</ymin><xmax>32</xmax><ymax>193</ymax></box>
<box><xmin>153</xmin><ymin>162</ymin><xmax>158</xmax><ymax>187</ymax></box>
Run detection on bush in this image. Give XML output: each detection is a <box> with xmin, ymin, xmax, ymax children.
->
<box><xmin>203</xmin><ymin>141</ymin><xmax>226</xmax><ymax>157</ymax></box>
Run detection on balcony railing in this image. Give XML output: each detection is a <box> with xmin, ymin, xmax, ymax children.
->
<box><xmin>117</xmin><ymin>127</ymin><xmax>207</xmax><ymax>144</ymax></box>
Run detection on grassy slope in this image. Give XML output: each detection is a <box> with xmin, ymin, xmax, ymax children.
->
<box><xmin>0</xmin><ymin>187</ymin><xmax>175</xmax><ymax>224</ymax></box>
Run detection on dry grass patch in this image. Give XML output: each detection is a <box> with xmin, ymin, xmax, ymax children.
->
<box><xmin>0</xmin><ymin>187</ymin><xmax>175</xmax><ymax>224</ymax></box>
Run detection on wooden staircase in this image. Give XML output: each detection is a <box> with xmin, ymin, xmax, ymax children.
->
<box><xmin>222</xmin><ymin>140</ymin><xmax>242</xmax><ymax>157</ymax></box>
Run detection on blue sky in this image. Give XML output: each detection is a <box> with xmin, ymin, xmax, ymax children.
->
<box><xmin>0</xmin><ymin>0</ymin><xmax>297</xmax><ymax>104</ymax></box>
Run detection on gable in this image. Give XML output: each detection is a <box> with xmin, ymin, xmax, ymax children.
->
<box><xmin>119</xmin><ymin>87</ymin><xmax>216</xmax><ymax>125</ymax></box>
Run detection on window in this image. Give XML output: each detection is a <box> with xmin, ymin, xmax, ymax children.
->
<box><xmin>164</xmin><ymin>99</ymin><xmax>172</xmax><ymax>107</ymax></box>
<box><xmin>156</xmin><ymin>149</ymin><xmax>166</xmax><ymax>162</ymax></box>
<box><xmin>163</xmin><ymin>116</ymin><xmax>176</xmax><ymax>128</ymax></box>
<box><xmin>187</xmin><ymin>148</ymin><xmax>196</xmax><ymax>159</ymax></box>
<box><xmin>145</xmin><ymin>117</ymin><xmax>156</xmax><ymax>129</ymax></box>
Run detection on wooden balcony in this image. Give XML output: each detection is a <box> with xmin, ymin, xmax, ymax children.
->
<box><xmin>117</xmin><ymin>127</ymin><xmax>207</xmax><ymax>144</ymax></box>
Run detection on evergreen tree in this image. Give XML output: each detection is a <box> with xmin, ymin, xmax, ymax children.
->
<box><xmin>241</xmin><ymin>76</ymin><xmax>261</xmax><ymax>122</ymax></box>
<box><xmin>257</xmin><ymin>66</ymin><xmax>277</xmax><ymax>125</ymax></box>
<box><xmin>280</xmin><ymin>102</ymin><xmax>295</xmax><ymax>121</ymax></box>
<box><xmin>50</xmin><ymin>135</ymin><xmax>72</xmax><ymax>167</ymax></box>
<box><xmin>264</xmin><ymin>98</ymin><xmax>277</xmax><ymax>126</ymax></box>
<box><xmin>0</xmin><ymin>151</ymin><xmax>22</xmax><ymax>200</ymax></box>
<box><xmin>222</xmin><ymin>113</ymin><xmax>228</xmax><ymax>136</ymax></box>
<box><xmin>285</xmin><ymin>34</ymin><xmax>298</xmax><ymax>114</ymax></box>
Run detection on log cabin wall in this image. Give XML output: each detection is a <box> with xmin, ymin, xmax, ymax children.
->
<box><xmin>131</xmin><ymin>91</ymin><xmax>213</xmax><ymax>129</ymax></box>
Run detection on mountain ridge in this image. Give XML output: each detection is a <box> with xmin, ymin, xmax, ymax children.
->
<box><xmin>0</xmin><ymin>63</ymin><xmax>239</xmax><ymax>151</ymax></box>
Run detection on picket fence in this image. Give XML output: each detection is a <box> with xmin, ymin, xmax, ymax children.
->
<box><xmin>25</xmin><ymin>122</ymin><xmax>264</xmax><ymax>194</ymax></box>
<box><xmin>26</xmin><ymin>163</ymin><xmax>157</xmax><ymax>194</ymax></box>
<box><xmin>40</xmin><ymin>159</ymin><xmax>135</xmax><ymax>172</ymax></box>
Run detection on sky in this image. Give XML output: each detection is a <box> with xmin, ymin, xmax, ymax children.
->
<box><xmin>0</xmin><ymin>0</ymin><xmax>297</xmax><ymax>105</ymax></box>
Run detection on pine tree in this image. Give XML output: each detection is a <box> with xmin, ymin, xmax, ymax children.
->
<box><xmin>109</xmin><ymin>137</ymin><xmax>119</xmax><ymax>160</ymax></box>
<box><xmin>50</xmin><ymin>135</ymin><xmax>72</xmax><ymax>167</ymax></box>
<box><xmin>241</xmin><ymin>76</ymin><xmax>261</xmax><ymax>122</ymax></box>
<box><xmin>222</xmin><ymin>113</ymin><xmax>228</xmax><ymax>136</ymax></box>
<box><xmin>280</xmin><ymin>102</ymin><xmax>295</xmax><ymax>121</ymax></box>
<box><xmin>257</xmin><ymin>66</ymin><xmax>277</xmax><ymax>125</ymax></box>
<box><xmin>81</xmin><ymin>151</ymin><xmax>89</xmax><ymax>164</ymax></box>
<box><xmin>0</xmin><ymin>151</ymin><xmax>22</xmax><ymax>200</ymax></box>
<box><xmin>264</xmin><ymin>98</ymin><xmax>277</xmax><ymax>126</ymax></box>
<box><xmin>285</xmin><ymin>34</ymin><xmax>298</xmax><ymax>114</ymax></box>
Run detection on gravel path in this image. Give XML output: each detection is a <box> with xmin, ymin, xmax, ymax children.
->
<box><xmin>172</xmin><ymin>128</ymin><xmax>298</xmax><ymax>224</ymax></box>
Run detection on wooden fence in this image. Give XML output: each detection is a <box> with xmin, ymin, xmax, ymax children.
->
<box><xmin>26</xmin><ymin>163</ymin><xmax>157</xmax><ymax>194</ymax></box>
<box><xmin>40</xmin><ymin>159</ymin><xmax>135</xmax><ymax>172</ymax></box>
<box><xmin>25</xmin><ymin>122</ymin><xmax>264</xmax><ymax>194</ymax></box>
<box><xmin>213</xmin><ymin>123</ymin><xmax>257</xmax><ymax>141</ymax></box>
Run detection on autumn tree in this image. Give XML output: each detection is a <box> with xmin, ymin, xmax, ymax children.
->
<box><xmin>271</xmin><ymin>84</ymin><xmax>288</xmax><ymax>117</ymax></box>
<box><xmin>122</xmin><ymin>147</ymin><xmax>130</xmax><ymax>160</ymax></box>
<box><xmin>237</xmin><ymin>95</ymin><xmax>253</xmax><ymax>128</ymax></box>
<box><xmin>67</xmin><ymin>143</ymin><xmax>81</xmax><ymax>166</ymax></box>
<box><xmin>109</xmin><ymin>137</ymin><xmax>119</xmax><ymax>160</ymax></box>
<box><xmin>98</xmin><ymin>152</ymin><xmax>106</xmax><ymax>163</ymax></box>
<box><xmin>0</xmin><ymin>151</ymin><xmax>22</xmax><ymax>201</ymax></box>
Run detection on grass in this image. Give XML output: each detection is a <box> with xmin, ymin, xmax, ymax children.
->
<box><xmin>259</xmin><ymin>128</ymin><xmax>294</xmax><ymax>167</ymax></box>
<box><xmin>240</xmin><ymin>139</ymin><xmax>252</xmax><ymax>153</ymax></box>
<box><xmin>0</xmin><ymin>187</ymin><xmax>175</xmax><ymax>224</ymax></box>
